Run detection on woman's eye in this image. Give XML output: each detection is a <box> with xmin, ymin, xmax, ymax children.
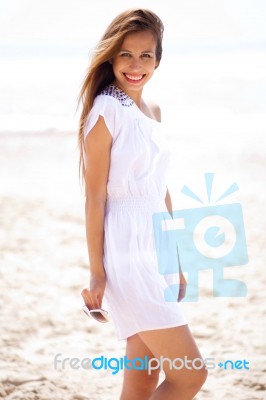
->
<box><xmin>121</xmin><ymin>53</ymin><xmax>131</xmax><ymax>58</ymax></box>
<box><xmin>141</xmin><ymin>53</ymin><xmax>152</xmax><ymax>59</ymax></box>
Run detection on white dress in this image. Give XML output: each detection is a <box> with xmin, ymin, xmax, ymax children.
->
<box><xmin>84</xmin><ymin>84</ymin><xmax>187</xmax><ymax>340</ymax></box>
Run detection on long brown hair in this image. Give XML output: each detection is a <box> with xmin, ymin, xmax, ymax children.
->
<box><xmin>77</xmin><ymin>8</ymin><xmax>164</xmax><ymax>181</ymax></box>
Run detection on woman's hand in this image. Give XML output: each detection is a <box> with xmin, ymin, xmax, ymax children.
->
<box><xmin>178</xmin><ymin>271</ymin><xmax>187</xmax><ymax>302</ymax></box>
<box><xmin>81</xmin><ymin>273</ymin><xmax>106</xmax><ymax>310</ymax></box>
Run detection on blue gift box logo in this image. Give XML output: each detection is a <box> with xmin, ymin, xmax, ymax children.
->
<box><xmin>152</xmin><ymin>173</ymin><xmax>249</xmax><ymax>302</ymax></box>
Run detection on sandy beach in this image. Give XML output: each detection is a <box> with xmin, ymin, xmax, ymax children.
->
<box><xmin>0</xmin><ymin>126</ymin><xmax>265</xmax><ymax>399</ymax></box>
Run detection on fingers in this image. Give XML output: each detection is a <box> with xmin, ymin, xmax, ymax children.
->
<box><xmin>81</xmin><ymin>287</ymin><xmax>102</xmax><ymax>310</ymax></box>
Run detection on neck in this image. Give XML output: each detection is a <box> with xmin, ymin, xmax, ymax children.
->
<box><xmin>113</xmin><ymin>81</ymin><xmax>143</xmax><ymax>108</ymax></box>
<box><xmin>128</xmin><ymin>91</ymin><xmax>142</xmax><ymax>108</ymax></box>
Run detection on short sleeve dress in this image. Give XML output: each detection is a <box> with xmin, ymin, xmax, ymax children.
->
<box><xmin>84</xmin><ymin>84</ymin><xmax>187</xmax><ymax>340</ymax></box>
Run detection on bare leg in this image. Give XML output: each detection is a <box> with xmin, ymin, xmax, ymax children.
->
<box><xmin>120</xmin><ymin>334</ymin><xmax>160</xmax><ymax>400</ymax></box>
<box><xmin>138</xmin><ymin>325</ymin><xmax>208</xmax><ymax>400</ymax></box>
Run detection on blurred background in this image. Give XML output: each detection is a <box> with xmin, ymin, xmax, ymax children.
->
<box><xmin>0</xmin><ymin>1</ymin><xmax>265</xmax><ymax>399</ymax></box>
<box><xmin>0</xmin><ymin>0</ymin><xmax>265</xmax><ymax>131</ymax></box>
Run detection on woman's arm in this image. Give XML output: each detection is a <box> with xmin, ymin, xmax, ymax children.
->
<box><xmin>81</xmin><ymin>116</ymin><xmax>113</xmax><ymax>310</ymax></box>
<box><xmin>165</xmin><ymin>187</ymin><xmax>187</xmax><ymax>302</ymax></box>
<box><xmin>165</xmin><ymin>187</ymin><xmax>173</xmax><ymax>218</ymax></box>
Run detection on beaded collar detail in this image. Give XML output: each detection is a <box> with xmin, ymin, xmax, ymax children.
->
<box><xmin>100</xmin><ymin>84</ymin><xmax>134</xmax><ymax>107</ymax></box>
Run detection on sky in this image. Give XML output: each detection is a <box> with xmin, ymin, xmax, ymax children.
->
<box><xmin>0</xmin><ymin>0</ymin><xmax>266</xmax><ymax>58</ymax></box>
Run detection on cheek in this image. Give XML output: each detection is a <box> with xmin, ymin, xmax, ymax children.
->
<box><xmin>147</xmin><ymin>60</ymin><xmax>158</xmax><ymax>70</ymax></box>
<box><xmin>113</xmin><ymin>59</ymin><xmax>129</xmax><ymax>71</ymax></box>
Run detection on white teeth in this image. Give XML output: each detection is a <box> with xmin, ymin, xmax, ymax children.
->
<box><xmin>125</xmin><ymin>74</ymin><xmax>143</xmax><ymax>81</ymax></box>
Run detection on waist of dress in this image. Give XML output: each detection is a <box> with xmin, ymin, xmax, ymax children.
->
<box><xmin>105</xmin><ymin>195</ymin><xmax>166</xmax><ymax>212</ymax></box>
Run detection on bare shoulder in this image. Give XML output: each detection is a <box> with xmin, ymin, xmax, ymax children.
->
<box><xmin>149</xmin><ymin>100</ymin><xmax>161</xmax><ymax>122</ymax></box>
<box><xmin>142</xmin><ymin>99</ymin><xmax>162</xmax><ymax>123</ymax></box>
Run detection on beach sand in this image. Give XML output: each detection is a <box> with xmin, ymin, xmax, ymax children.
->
<box><xmin>0</xmin><ymin>129</ymin><xmax>265</xmax><ymax>399</ymax></box>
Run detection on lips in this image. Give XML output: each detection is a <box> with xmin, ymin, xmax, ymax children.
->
<box><xmin>124</xmin><ymin>73</ymin><xmax>145</xmax><ymax>82</ymax></box>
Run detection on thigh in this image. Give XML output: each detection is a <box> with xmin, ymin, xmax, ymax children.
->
<box><xmin>138</xmin><ymin>325</ymin><xmax>206</xmax><ymax>382</ymax></box>
<box><xmin>121</xmin><ymin>334</ymin><xmax>160</xmax><ymax>396</ymax></box>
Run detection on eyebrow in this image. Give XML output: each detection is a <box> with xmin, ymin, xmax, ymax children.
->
<box><xmin>119</xmin><ymin>50</ymin><xmax>155</xmax><ymax>54</ymax></box>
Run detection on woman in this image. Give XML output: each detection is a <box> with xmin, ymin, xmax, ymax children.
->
<box><xmin>79</xmin><ymin>8</ymin><xmax>207</xmax><ymax>399</ymax></box>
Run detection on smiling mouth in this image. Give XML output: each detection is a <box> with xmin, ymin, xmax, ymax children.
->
<box><xmin>124</xmin><ymin>73</ymin><xmax>145</xmax><ymax>82</ymax></box>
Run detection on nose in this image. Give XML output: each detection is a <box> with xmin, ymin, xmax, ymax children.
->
<box><xmin>129</xmin><ymin>57</ymin><xmax>141</xmax><ymax>71</ymax></box>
